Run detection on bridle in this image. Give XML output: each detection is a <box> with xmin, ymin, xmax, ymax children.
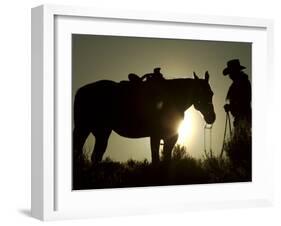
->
<box><xmin>204</xmin><ymin>123</ymin><xmax>213</xmax><ymax>157</ymax></box>
<box><xmin>220</xmin><ymin>111</ymin><xmax>232</xmax><ymax>158</ymax></box>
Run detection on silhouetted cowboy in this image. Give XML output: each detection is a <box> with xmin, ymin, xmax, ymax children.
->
<box><xmin>223</xmin><ymin>59</ymin><xmax>251</xmax><ymax>133</ymax></box>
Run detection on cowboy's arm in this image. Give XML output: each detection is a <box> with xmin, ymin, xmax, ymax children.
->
<box><xmin>227</xmin><ymin>80</ymin><xmax>251</xmax><ymax>115</ymax></box>
<box><xmin>224</xmin><ymin>86</ymin><xmax>233</xmax><ymax>112</ymax></box>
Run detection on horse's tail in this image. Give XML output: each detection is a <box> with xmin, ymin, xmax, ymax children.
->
<box><xmin>73</xmin><ymin>88</ymin><xmax>83</xmax><ymax>128</ymax></box>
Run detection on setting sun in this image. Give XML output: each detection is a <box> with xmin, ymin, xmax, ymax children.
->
<box><xmin>177</xmin><ymin>109</ymin><xmax>194</xmax><ymax>146</ymax></box>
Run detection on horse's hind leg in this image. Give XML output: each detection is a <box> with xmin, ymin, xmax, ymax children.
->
<box><xmin>163</xmin><ymin>134</ymin><xmax>178</xmax><ymax>161</ymax></box>
<box><xmin>91</xmin><ymin>129</ymin><xmax>112</xmax><ymax>164</ymax></box>
<box><xmin>150</xmin><ymin>136</ymin><xmax>160</xmax><ymax>164</ymax></box>
<box><xmin>73</xmin><ymin>126</ymin><xmax>89</xmax><ymax>162</ymax></box>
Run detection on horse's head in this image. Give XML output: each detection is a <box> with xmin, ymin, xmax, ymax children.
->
<box><xmin>192</xmin><ymin>71</ymin><xmax>216</xmax><ymax>125</ymax></box>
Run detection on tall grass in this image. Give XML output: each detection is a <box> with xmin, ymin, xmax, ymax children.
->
<box><xmin>73</xmin><ymin>133</ymin><xmax>251</xmax><ymax>190</ymax></box>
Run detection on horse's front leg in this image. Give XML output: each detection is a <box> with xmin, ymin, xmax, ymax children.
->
<box><xmin>150</xmin><ymin>136</ymin><xmax>160</xmax><ymax>164</ymax></box>
<box><xmin>163</xmin><ymin>134</ymin><xmax>178</xmax><ymax>162</ymax></box>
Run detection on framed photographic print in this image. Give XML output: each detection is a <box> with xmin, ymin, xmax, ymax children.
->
<box><xmin>31</xmin><ymin>4</ymin><xmax>274</xmax><ymax>221</ymax></box>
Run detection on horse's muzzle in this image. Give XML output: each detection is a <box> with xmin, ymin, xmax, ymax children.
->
<box><xmin>205</xmin><ymin>112</ymin><xmax>216</xmax><ymax>124</ymax></box>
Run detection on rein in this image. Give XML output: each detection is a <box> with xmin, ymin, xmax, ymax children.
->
<box><xmin>220</xmin><ymin>112</ymin><xmax>232</xmax><ymax>158</ymax></box>
<box><xmin>204</xmin><ymin>124</ymin><xmax>213</xmax><ymax>157</ymax></box>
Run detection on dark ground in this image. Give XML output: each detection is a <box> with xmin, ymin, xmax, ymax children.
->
<box><xmin>73</xmin><ymin>133</ymin><xmax>251</xmax><ymax>190</ymax></box>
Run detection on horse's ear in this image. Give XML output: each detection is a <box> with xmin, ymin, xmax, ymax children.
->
<box><xmin>205</xmin><ymin>71</ymin><xmax>209</xmax><ymax>82</ymax></box>
<box><xmin>193</xmin><ymin>72</ymin><xmax>199</xmax><ymax>80</ymax></box>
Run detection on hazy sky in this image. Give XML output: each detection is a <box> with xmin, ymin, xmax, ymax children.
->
<box><xmin>72</xmin><ymin>34</ymin><xmax>251</xmax><ymax>161</ymax></box>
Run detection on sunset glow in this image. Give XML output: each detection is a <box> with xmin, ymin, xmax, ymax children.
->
<box><xmin>177</xmin><ymin>110</ymin><xmax>194</xmax><ymax>146</ymax></box>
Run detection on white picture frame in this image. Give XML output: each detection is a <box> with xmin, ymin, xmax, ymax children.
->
<box><xmin>31</xmin><ymin>4</ymin><xmax>274</xmax><ymax>221</ymax></box>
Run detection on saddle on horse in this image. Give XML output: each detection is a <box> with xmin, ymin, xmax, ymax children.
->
<box><xmin>118</xmin><ymin>68</ymin><xmax>166</xmax><ymax>124</ymax></box>
<box><xmin>128</xmin><ymin>67</ymin><xmax>165</xmax><ymax>84</ymax></box>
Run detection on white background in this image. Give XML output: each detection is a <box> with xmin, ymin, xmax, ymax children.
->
<box><xmin>0</xmin><ymin>0</ymin><xmax>280</xmax><ymax>225</ymax></box>
<box><xmin>55</xmin><ymin>14</ymin><xmax>270</xmax><ymax>216</ymax></box>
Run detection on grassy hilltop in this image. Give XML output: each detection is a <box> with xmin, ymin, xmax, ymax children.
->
<box><xmin>73</xmin><ymin>134</ymin><xmax>251</xmax><ymax>190</ymax></box>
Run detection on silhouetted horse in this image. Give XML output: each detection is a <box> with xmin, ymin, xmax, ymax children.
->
<box><xmin>73</xmin><ymin>71</ymin><xmax>216</xmax><ymax>164</ymax></box>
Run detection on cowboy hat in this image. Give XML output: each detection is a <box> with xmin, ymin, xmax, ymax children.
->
<box><xmin>223</xmin><ymin>59</ymin><xmax>246</xmax><ymax>75</ymax></box>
